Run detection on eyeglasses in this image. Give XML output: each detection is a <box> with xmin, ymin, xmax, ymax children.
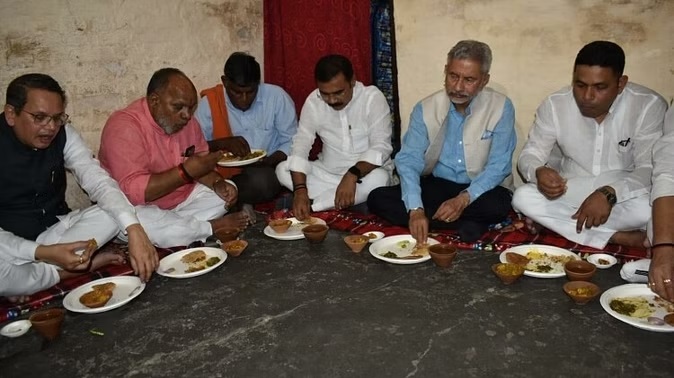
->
<box><xmin>22</xmin><ymin>110</ymin><xmax>69</xmax><ymax>127</ymax></box>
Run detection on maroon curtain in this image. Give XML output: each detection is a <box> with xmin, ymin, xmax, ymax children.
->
<box><xmin>264</xmin><ymin>0</ymin><xmax>372</xmax><ymax>114</ymax></box>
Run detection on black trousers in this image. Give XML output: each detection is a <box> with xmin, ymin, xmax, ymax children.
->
<box><xmin>231</xmin><ymin>165</ymin><xmax>282</xmax><ymax>204</ymax></box>
<box><xmin>367</xmin><ymin>176</ymin><xmax>512</xmax><ymax>241</ymax></box>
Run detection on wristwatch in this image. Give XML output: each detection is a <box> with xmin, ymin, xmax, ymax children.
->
<box><xmin>596</xmin><ymin>186</ymin><xmax>617</xmax><ymax>206</ymax></box>
<box><xmin>348</xmin><ymin>166</ymin><xmax>363</xmax><ymax>183</ymax></box>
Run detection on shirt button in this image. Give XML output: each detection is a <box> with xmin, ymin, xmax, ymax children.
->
<box><xmin>459</xmin><ymin>141</ymin><xmax>463</xmax><ymax>145</ymax></box>
<box><xmin>458</xmin><ymin>159</ymin><xmax>462</xmax><ymax>163</ymax></box>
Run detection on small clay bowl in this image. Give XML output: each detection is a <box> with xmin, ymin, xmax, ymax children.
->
<box><xmin>491</xmin><ymin>263</ymin><xmax>525</xmax><ymax>285</ymax></box>
<box><xmin>302</xmin><ymin>224</ymin><xmax>329</xmax><ymax>243</ymax></box>
<box><xmin>269</xmin><ymin>219</ymin><xmax>292</xmax><ymax>234</ymax></box>
<box><xmin>214</xmin><ymin>228</ymin><xmax>239</xmax><ymax>243</ymax></box>
<box><xmin>428</xmin><ymin>243</ymin><xmax>458</xmax><ymax>268</ymax></box>
<box><xmin>29</xmin><ymin>308</ymin><xmax>66</xmax><ymax>341</ymax></box>
<box><xmin>563</xmin><ymin>281</ymin><xmax>600</xmax><ymax>305</ymax></box>
<box><xmin>221</xmin><ymin>239</ymin><xmax>248</xmax><ymax>257</ymax></box>
<box><xmin>344</xmin><ymin>235</ymin><xmax>369</xmax><ymax>253</ymax></box>
<box><xmin>564</xmin><ymin>260</ymin><xmax>597</xmax><ymax>281</ymax></box>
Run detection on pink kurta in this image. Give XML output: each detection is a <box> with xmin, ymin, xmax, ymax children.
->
<box><xmin>99</xmin><ymin>98</ymin><xmax>209</xmax><ymax>210</ymax></box>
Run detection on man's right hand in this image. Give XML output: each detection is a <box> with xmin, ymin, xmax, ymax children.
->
<box><xmin>535</xmin><ymin>166</ymin><xmax>567</xmax><ymax>199</ymax></box>
<box><xmin>35</xmin><ymin>241</ymin><xmax>95</xmax><ymax>271</ymax></box>
<box><xmin>408</xmin><ymin>209</ymin><xmax>428</xmax><ymax>244</ymax></box>
<box><xmin>218</xmin><ymin>136</ymin><xmax>251</xmax><ymax>157</ymax></box>
<box><xmin>293</xmin><ymin>189</ymin><xmax>312</xmax><ymax>221</ymax></box>
<box><xmin>183</xmin><ymin>151</ymin><xmax>225</xmax><ymax>179</ymax></box>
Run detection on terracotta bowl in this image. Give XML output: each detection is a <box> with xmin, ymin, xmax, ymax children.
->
<box><xmin>428</xmin><ymin>243</ymin><xmax>458</xmax><ymax>268</ymax></box>
<box><xmin>563</xmin><ymin>281</ymin><xmax>600</xmax><ymax>305</ymax></box>
<box><xmin>564</xmin><ymin>260</ymin><xmax>597</xmax><ymax>281</ymax></box>
<box><xmin>344</xmin><ymin>235</ymin><xmax>369</xmax><ymax>253</ymax></box>
<box><xmin>29</xmin><ymin>308</ymin><xmax>66</xmax><ymax>341</ymax></box>
<box><xmin>214</xmin><ymin>228</ymin><xmax>239</xmax><ymax>243</ymax></box>
<box><xmin>269</xmin><ymin>219</ymin><xmax>292</xmax><ymax>234</ymax></box>
<box><xmin>302</xmin><ymin>224</ymin><xmax>329</xmax><ymax>243</ymax></box>
<box><xmin>491</xmin><ymin>263</ymin><xmax>525</xmax><ymax>285</ymax></box>
<box><xmin>221</xmin><ymin>239</ymin><xmax>248</xmax><ymax>257</ymax></box>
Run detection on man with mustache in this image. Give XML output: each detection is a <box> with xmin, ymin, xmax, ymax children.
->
<box><xmin>0</xmin><ymin>73</ymin><xmax>157</xmax><ymax>298</ymax></box>
<box><xmin>276</xmin><ymin>54</ymin><xmax>393</xmax><ymax>219</ymax></box>
<box><xmin>99</xmin><ymin>68</ymin><xmax>250</xmax><ymax>248</ymax></box>
<box><xmin>368</xmin><ymin>40</ymin><xmax>516</xmax><ymax>243</ymax></box>
<box><xmin>513</xmin><ymin>41</ymin><xmax>667</xmax><ymax>249</ymax></box>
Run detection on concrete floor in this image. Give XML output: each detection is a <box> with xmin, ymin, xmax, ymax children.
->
<box><xmin>1</xmin><ymin>221</ymin><xmax>673</xmax><ymax>377</ymax></box>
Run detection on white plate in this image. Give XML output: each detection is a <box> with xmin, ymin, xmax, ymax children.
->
<box><xmin>362</xmin><ymin>231</ymin><xmax>385</xmax><ymax>242</ymax></box>
<box><xmin>216</xmin><ymin>149</ymin><xmax>266</xmax><ymax>167</ymax></box>
<box><xmin>263</xmin><ymin>217</ymin><xmax>328</xmax><ymax>241</ymax></box>
<box><xmin>499</xmin><ymin>244</ymin><xmax>580</xmax><ymax>278</ymax></box>
<box><xmin>157</xmin><ymin>247</ymin><xmax>227</xmax><ymax>279</ymax></box>
<box><xmin>586</xmin><ymin>253</ymin><xmax>618</xmax><ymax>269</ymax></box>
<box><xmin>0</xmin><ymin>320</ymin><xmax>32</xmax><ymax>338</ymax></box>
<box><xmin>369</xmin><ymin>235</ymin><xmax>439</xmax><ymax>265</ymax></box>
<box><xmin>63</xmin><ymin>276</ymin><xmax>146</xmax><ymax>314</ymax></box>
<box><xmin>600</xmin><ymin>284</ymin><xmax>674</xmax><ymax>332</ymax></box>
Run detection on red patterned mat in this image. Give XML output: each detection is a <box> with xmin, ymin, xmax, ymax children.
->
<box><xmin>267</xmin><ymin>209</ymin><xmax>649</xmax><ymax>259</ymax></box>
<box><xmin>0</xmin><ymin>244</ymin><xmax>180</xmax><ymax>323</ymax></box>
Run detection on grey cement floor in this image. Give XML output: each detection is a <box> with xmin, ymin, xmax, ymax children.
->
<box><xmin>1</xmin><ymin>221</ymin><xmax>672</xmax><ymax>377</ymax></box>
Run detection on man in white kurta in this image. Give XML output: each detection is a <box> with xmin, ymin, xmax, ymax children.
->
<box><xmin>513</xmin><ymin>41</ymin><xmax>667</xmax><ymax>249</ymax></box>
<box><xmin>276</xmin><ymin>54</ymin><xmax>392</xmax><ymax>218</ymax></box>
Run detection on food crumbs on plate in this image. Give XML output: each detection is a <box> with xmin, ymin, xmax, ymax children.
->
<box><xmin>598</xmin><ymin>259</ymin><xmax>610</xmax><ymax>265</ymax></box>
<box><xmin>89</xmin><ymin>329</ymin><xmax>105</xmax><ymax>336</ymax></box>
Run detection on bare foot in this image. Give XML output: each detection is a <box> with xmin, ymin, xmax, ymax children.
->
<box><xmin>210</xmin><ymin>211</ymin><xmax>250</xmax><ymax>232</ymax></box>
<box><xmin>90</xmin><ymin>250</ymin><xmax>126</xmax><ymax>271</ymax></box>
<box><xmin>609</xmin><ymin>230</ymin><xmax>647</xmax><ymax>248</ymax></box>
<box><xmin>7</xmin><ymin>295</ymin><xmax>30</xmax><ymax>304</ymax></box>
<box><xmin>524</xmin><ymin>218</ymin><xmax>543</xmax><ymax>234</ymax></box>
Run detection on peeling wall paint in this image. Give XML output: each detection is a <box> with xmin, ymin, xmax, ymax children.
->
<box><xmin>395</xmin><ymin>0</ymin><xmax>674</xmax><ymax>185</ymax></box>
<box><xmin>0</xmin><ymin>0</ymin><xmax>263</xmax><ymax>207</ymax></box>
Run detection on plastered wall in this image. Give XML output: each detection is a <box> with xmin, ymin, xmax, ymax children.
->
<box><xmin>1</xmin><ymin>0</ymin><xmax>263</xmax><ymax>208</ymax></box>
<box><xmin>394</xmin><ymin>0</ymin><xmax>674</xmax><ymax>185</ymax></box>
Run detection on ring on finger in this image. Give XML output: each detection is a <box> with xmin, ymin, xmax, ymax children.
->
<box><xmin>79</xmin><ymin>256</ymin><xmax>83</xmax><ymax>264</ymax></box>
<box><xmin>444</xmin><ymin>218</ymin><xmax>451</xmax><ymax>223</ymax></box>
<box><xmin>650</xmin><ymin>282</ymin><xmax>656</xmax><ymax>286</ymax></box>
<box><xmin>664</xmin><ymin>278</ymin><xmax>673</xmax><ymax>284</ymax></box>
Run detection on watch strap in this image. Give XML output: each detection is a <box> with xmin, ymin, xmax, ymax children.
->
<box><xmin>596</xmin><ymin>186</ymin><xmax>617</xmax><ymax>206</ymax></box>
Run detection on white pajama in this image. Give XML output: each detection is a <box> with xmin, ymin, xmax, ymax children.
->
<box><xmin>513</xmin><ymin>178</ymin><xmax>650</xmax><ymax>249</ymax></box>
<box><xmin>119</xmin><ymin>183</ymin><xmax>228</xmax><ymax>248</ymax></box>
<box><xmin>276</xmin><ymin>161</ymin><xmax>390</xmax><ymax>211</ymax></box>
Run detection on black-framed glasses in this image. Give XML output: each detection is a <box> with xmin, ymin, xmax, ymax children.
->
<box><xmin>23</xmin><ymin>110</ymin><xmax>69</xmax><ymax>127</ymax></box>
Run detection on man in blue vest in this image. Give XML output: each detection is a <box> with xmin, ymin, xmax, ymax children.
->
<box><xmin>0</xmin><ymin>73</ymin><xmax>157</xmax><ymax>299</ymax></box>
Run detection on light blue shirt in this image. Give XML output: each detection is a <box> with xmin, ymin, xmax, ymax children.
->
<box><xmin>395</xmin><ymin>98</ymin><xmax>516</xmax><ymax>211</ymax></box>
<box><xmin>195</xmin><ymin>83</ymin><xmax>298</xmax><ymax>155</ymax></box>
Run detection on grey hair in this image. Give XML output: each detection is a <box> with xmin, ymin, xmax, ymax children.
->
<box><xmin>447</xmin><ymin>40</ymin><xmax>492</xmax><ymax>73</ymax></box>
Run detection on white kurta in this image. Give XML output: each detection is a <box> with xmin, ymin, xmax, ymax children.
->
<box><xmin>276</xmin><ymin>81</ymin><xmax>393</xmax><ymax>211</ymax></box>
<box><xmin>0</xmin><ymin>125</ymin><xmax>140</xmax><ymax>296</ymax></box>
<box><xmin>513</xmin><ymin>83</ymin><xmax>667</xmax><ymax>249</ymax></box>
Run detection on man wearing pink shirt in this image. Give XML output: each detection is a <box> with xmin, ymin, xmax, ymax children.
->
<box><xmin>99</xmin><ymin>68</ymin><xmax>250</xmax><ymax>247</ymax></box>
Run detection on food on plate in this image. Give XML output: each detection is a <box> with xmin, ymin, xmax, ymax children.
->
<box><xmin>396</xmin><ymin>240</ymin><xmax>411</xmax><ymax>249</ymax></box>
<box><xmin>367</xmin><ymin>233</ymin><xmax>378</xmax><ymax>239</ymax></box>
<box><xmin>653</xmin><ymin>296</ymin><xmax>674</xmax><ymax>313</ymax></box>
<box><xmin>79</xmin><ymin>282</ymin><xmax>117</xmax><ymax>308</ymax></box>
<box><xmin>598</xmin><ymin>259</ymin><xmax>610</xmax><ymax>265</ymax></box>
<box><xmin>92</xmin><ymin>282</ymin><xmax>117</xmax><ymax>292</ymax></box>
<box><xmin>181</xmin><ymin>250</ymin><xmax>207</xmax><ymax>264</ymax></box>
<box><xmin>664</xmin><ymin>313</ymin><xmax>674</xmax><ymax>326</ymax></box>
<box><xmin>219</xmin><ymin>150</ymin><xmax>264</xmax><ymax>162</ymax></box>
<box><xmin>522</xmin><ymin>249</ymin><xmax>575</xmax><ymax>273</ymax></box>
<box><xmin>410</xmin><ymin>243</ymin><xmax>430</xmax><ymax>257</ymax></box>
<box><xmin>609</xmin><ymin>297</ymin><xmax>655</xmax><ymax>318</ymax></box>
<box><xmin>505</xmin><ymin>252</ymin><xmax>530</xmax><ymax>267</ymax></box>
<box><xmin>381</xmin><ymin>251</ymin><xmax>398</xmax><ymax>258</ymax></box>
<box><xmin>206</xmin><ymin>256</ymin><xmax>221</xmax><ymax>267</ymax></box>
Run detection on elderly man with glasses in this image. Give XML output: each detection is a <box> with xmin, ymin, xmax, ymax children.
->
<box><xmin>0</xmin><ymin>73</ymin><xmax>157</xmax><ymax>299</ymax></box>
<box><xmin>275</xmin><ymin>54</ymin><xmax>393</xmax><ymax>219</ymax></box>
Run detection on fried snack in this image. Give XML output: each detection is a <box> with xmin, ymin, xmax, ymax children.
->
<box><xmin>181</xmin><ymin>250</ymin><xmax>207</xmax><ymax>264</ymax></box>
<box><xmin>83</xmin><ymin>238</ymin><xmax>98</xmax><ymax>255</ymax></box>
<box><xmin>505</xmin><ymin>252</ymin><xmax>530</xmax><ymax>267</ymax></box>
<box><xmin>410</xmin><ymin>243</ymin><xmax>430</xmax><ymax>257</ymax></box>
<box><xmin>79</xmin><ymin>282</ymin><xmax>116</xmax><ymax>308</ymax></box>
<box><xmin>92</xmin><ymin>282</ymin><xmax>117</xmax><ymax>292</ymax></box>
